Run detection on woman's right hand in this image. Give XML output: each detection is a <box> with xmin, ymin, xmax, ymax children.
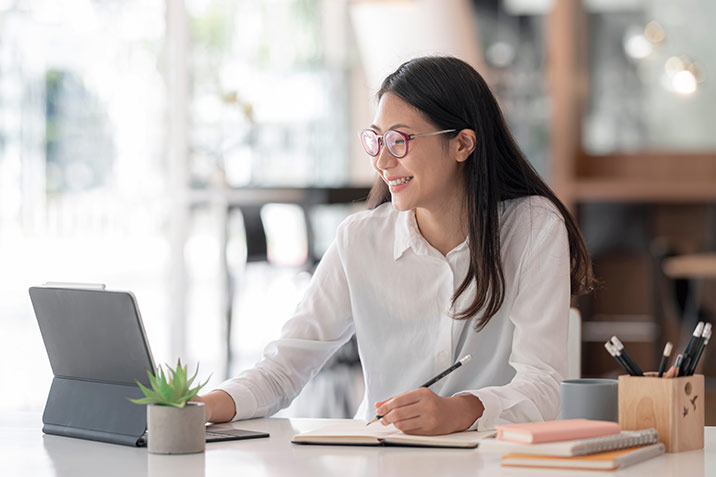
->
<box><xmin>192</xmin><ymin>390</ymin><xmax>236</xmax><ymax>423</ymax></box>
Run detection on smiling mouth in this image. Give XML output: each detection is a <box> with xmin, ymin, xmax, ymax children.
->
<box><xmin>387</xmin><ymin>176</ymin><xmax>414</xmax><ymax>186</ymax></box>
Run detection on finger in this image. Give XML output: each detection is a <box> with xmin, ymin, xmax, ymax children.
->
<box><xmin>374</xmin><ymin>391</ymin><xmax>414</xmax><ymax>409</ymax></box>
<box><xmin>374</xmin><ymin>398</ymin><xmax>390</xmax><ymax>409</ymax></box>
<box><xmin>381</xmin><ymin>401</ymin><xmax>422</xmax><ymax>426</ymax></box>
<box><xmin>391</xmin><ymin>415</ymin><xmax>424</xmax><ymax>434</ymax></box>
<box><xmin>376</xmin><ymin>388</ymin><xmax>427</xmax><ymax>416</ymax></box>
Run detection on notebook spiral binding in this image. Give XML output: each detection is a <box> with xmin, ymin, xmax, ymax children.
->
<box><xmin>571</xmin><ymin>429</ymin><xmax>660</xmax><ymax>456</ymax></box>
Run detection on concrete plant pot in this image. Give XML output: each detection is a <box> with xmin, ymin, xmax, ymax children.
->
<box><xmin>147</xmin><ymin>402</ymin><xmax>205</xmax><ymax>454</ymax></box>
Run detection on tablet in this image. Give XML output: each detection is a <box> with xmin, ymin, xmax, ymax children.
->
<box><xmin>29</xmin><ymin>284</ymin><xmax>269</xmax><ymax>446</ymax></box>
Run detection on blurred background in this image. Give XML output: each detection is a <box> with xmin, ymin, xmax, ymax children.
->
<box><xmin>1</xmin><ymin>0</ymin><xmax>714</xmax><ymax>422</ymax></box>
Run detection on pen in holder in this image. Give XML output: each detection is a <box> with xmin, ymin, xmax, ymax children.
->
<box><xmin>618</xmin><ymin>374</ymin><xmax>704</xmax><ymax>453</ymax></box>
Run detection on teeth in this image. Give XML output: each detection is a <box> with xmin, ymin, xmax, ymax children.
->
<box><xmin>387</xmin><ymin>176</ymin><xmax>413</xmax><ymax>186</ymax></box>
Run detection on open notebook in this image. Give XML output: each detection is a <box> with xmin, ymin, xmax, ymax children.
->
<box><xmin>292</xmin><ymin>421</ymin><xmax>495</xmax><ymax>448</ymax></box>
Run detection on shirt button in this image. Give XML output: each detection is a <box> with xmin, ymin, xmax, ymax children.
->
<box><xmin>437</xmin><ymin>351</ymin><xmax>447</xmax><ymax>361</ymax></box>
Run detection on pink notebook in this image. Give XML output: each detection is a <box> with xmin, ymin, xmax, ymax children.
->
<box><xmin>497</xmin><ymin>419</ymin><xmax>621</xmax><ymax>444</ymax></box>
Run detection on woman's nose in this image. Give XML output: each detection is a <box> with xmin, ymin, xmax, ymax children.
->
<box><xmin>375</xmin><ymin>143</ymin><xmax>398</xmax><ymax>171</ymax></box>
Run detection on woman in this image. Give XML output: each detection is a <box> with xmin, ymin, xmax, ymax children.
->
<box><xmin>196</xmin><ymin>56</ymin><xmax>594</xmax><ymax>435</ymax></box>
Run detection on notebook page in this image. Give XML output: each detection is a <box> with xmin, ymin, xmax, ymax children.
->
<box><xmin>296</xmin><ymin>420</ymin><xmax>402</xmax><ymax>439</ymax></box>
<box><xmin>386</xmin><ymin>429</ymin><xmax>496</xmax><ymax>445</ymax></box>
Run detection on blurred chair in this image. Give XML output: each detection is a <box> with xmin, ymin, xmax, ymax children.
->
<box><xmin>660</xmin><ymin>251</ymin><xmax>716</xmax><ymax>374</ymax></box>
<box><xmin>662</xmin><ymin>252</ymin><xmax>716</xmax><ymax>327</ymax></box>
<box><xmin>567</xmin><ymin>307</ymin><xmax>582</xmax><ymax>380</ymax></box>
<box><xmin>223</xmin><ymin>186</ymin><xmax>369</xmax><ymax>377</ymax></box>
<box><xmin>225</xmin><ymin>187</ymin><xmax>369</xmax><ymax>418</ymax></box>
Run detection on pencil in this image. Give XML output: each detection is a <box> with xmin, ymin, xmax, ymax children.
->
<box><xmin>673</xmin><ymin>354</ymin><xmax>683</xmax><ymax>374</ymax></box>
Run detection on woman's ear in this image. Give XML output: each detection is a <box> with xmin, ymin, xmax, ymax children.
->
<box><xmin>454</xmin><ymin>129</ymin><xmax>476</xmax><ymax>163</ymax></box>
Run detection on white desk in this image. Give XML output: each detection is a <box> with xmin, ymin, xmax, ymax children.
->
<box><xmin>2</xmin><ymin>412</ymin><xmax>714</xmax><ymax>476</ymax></box>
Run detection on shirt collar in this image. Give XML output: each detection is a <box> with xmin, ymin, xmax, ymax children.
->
<box><xmin>393</xmin><ymin>209</ymin><xmax>414</xmax><ymax>260</ymax></box>
<box><xmin>393</xmin><ymin>209</ymin><xmax>470</xmax><ymax>260</ymax></box>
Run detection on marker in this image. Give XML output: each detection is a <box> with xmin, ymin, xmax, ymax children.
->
<box><xmin>610</xmin><ymin>336</ymin><xmax>643</xmax><ymax>376</ymax></box>
<box><xmin>657</xmin><ymin>342</ymin><xmax>673</xmax><ymax>378</ymax></box>
<box><xmin>686</xmin><ymin>323</ymin><xmax>711</xmax><ymax>375</ymax></box>
<box><xmin>678</xmin><ymin>322</ymin><xmax>704</xmax><ymax>377</ymax></box>
<box><xmin>604</xmin><ymin>341</ymin><xmax>635</xmax><ymax>376</ymax></box>
<box><xmin>688</xmin><ymin>324</ymin><xmax>711</xmax><ymax>376</ymax></box>
<box><xmin>366</xmin><ymin>355</ymin><xmax>472</xmax><ymax>426</ymax></box>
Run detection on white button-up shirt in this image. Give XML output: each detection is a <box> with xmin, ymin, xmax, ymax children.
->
<box><xmin>217</xmin><ymin>196</ymin><xmax>570</xmax><ymax>431</ymax></box>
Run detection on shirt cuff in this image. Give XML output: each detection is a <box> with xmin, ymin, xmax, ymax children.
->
<box><xmin>453</xmin><ymin>389</ymin><xmax>502</xmax><ymax>431</ymax></box>
<box><xmin>214</xmin><ymin>380</ymin><xmax>258</xmax><ymax>422</ymax></box>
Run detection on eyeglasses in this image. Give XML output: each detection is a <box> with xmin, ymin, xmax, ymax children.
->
<box><xmin>358</xmin><ymin>128</ymin><xmax>457</xmax><ymax>159</ymax></box>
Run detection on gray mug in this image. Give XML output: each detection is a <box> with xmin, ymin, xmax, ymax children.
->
<box><xmin>560</xmin><ymin>378</ymin><xmax>618</xmax><ymax>422</ymax></box>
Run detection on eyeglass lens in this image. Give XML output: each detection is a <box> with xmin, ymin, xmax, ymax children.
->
<box><xmin>359</xmin><ymin>130</ymin><xmax>380</xmax><ymax>156</ymax></box>
<box><xmin>384</xmin><ymin>131</ymin><xmax>407</xmax><ymax>157</ymax></box>
<box><xmin>359</xmin><ymin>130</ymin><xmax>408</xmax><ymax>158</ymax></box>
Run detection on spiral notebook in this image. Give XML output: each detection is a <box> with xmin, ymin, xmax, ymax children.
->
<box><xmin>479</xmin><ymin>428</ymin><xmax>660</xmax><ymax>457</ymax></box>
<box><xmin>500</xmin><ymin>443</ymin><xmax>666</xmax><ymax>471</ymax></box>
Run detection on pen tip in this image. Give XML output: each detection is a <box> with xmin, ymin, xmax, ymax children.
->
<box><xmin>460</xmin><ymin>355</ymin><xmax>472</xmax><ymax>364</ymax></box>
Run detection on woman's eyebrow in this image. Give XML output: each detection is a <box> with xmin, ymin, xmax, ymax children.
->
<box><xmin>369</xmin><ymin>123</ymin><xmax>411</xmax><ymax>132</ymax></box>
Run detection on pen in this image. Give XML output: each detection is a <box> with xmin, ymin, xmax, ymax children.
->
<box><xmin>604</xmin><ymin>341</ymin><xmax>635</xmax><ymax>376</ymax></box>
<box><xmin>687</xmin><ymin>324</ymin><xmax>711</xmax><ymax>376</ymax></box>
<box><xmin>657</xmin><ymin>342</ymin><xmax>673</xmax><ymax>378</ymax></box>
<box><xmin>366</xmin><ymin>354</ymin><xmax>472</xmax><ymax>426</ymax></box>
<box><xmin>678</xmin><ymin>322</ymin><xmax>704</xmax><ymax>377</ymax></box>
<box><xmin>610</xmin><ymin>336</ymin><xmax>643</xmax><ymax>376</ymax></box>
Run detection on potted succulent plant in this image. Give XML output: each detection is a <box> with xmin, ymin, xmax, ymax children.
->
<box><xmin>129</xmin><ymin>359</ymin><xmax>209</xmax><ymax>454</ymax></box>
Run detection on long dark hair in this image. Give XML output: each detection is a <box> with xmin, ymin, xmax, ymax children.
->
<box><xmin>367</xmin><ymin>56</ymin><xmax>595</xmax><ymax>331</ymax></box>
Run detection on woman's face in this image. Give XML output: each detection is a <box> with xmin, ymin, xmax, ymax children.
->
<box><xmin>369</xmin><ymin>93</ymin><xmax>466</xmax><ymax>212</ymax></box>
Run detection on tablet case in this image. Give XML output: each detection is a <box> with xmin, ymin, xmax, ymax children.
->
<box><xmin>29</xmin><ymin>286</ymin><xmax>155</xmax><ymax>447</ymax></box>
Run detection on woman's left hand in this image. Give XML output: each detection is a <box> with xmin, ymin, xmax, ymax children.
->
<box><xmin>374</xmin><ymin>388</ymin><xmax>484</xmax><ymax>435</ymax></box>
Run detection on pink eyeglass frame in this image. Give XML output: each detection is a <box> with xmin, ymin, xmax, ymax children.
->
<box><xmin>359</xmin><ymin>128</ymin><xmax>457</xmax><ymax>158</ymax></box>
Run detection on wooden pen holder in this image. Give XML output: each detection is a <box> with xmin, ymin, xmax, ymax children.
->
<box><xmin>618</xmin><ymin>374</ymin><xmax>704</xmax><ymax>453</ymax></box>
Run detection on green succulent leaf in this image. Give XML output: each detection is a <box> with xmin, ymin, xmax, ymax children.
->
<box><xmin>186</xmin><ymin>362</ymin><xmax>199</xmax><ymax>388</ymax></box>
<box><xmin>147</xmin><ymin>369</ymin><xmax>161</xmax><ymax>393</ymax></box>
<box><xmin>128</xmin><ymin>359</ymin><xmax>210</xmax><ymax>408</ymax></box>
<box><xmin>136</xmin><ymin>380</ymin><xmax>153</xmax><ymax>397</ymax></box>
<box><xmin>128</xmin><ymin>396</ymin><xmax>159</xmax><ymax>405</ymax></box>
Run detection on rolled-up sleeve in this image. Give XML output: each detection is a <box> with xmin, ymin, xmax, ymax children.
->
<box><xmin>215</xmin><ymin>236</ymin><xmax>354</xmax><ymax>421</ymax></box>
<box><xmin>455</xmin><ymin>211</ymin><xmax>570</xmax><ymax>431</ymax></box>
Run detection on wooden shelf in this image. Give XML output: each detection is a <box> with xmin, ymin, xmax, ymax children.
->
<box><xmin>573</xmin><ymin>179</ymin><xmax>716</xmax><ymax>203</ymax></box>
<box><xmin>663</xmin><ymin>252</ymin><xmax>716</xmax><ymax>279</ymax></box>
<box><xmin>547</xmin><ymin>2</ymin><xmax>716</xmax><ymax>207</ymax></box>
<box><xmin>578</xmin><ymin>153</ymin><xmax>716</xmax><ymax>179</ymax></box>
